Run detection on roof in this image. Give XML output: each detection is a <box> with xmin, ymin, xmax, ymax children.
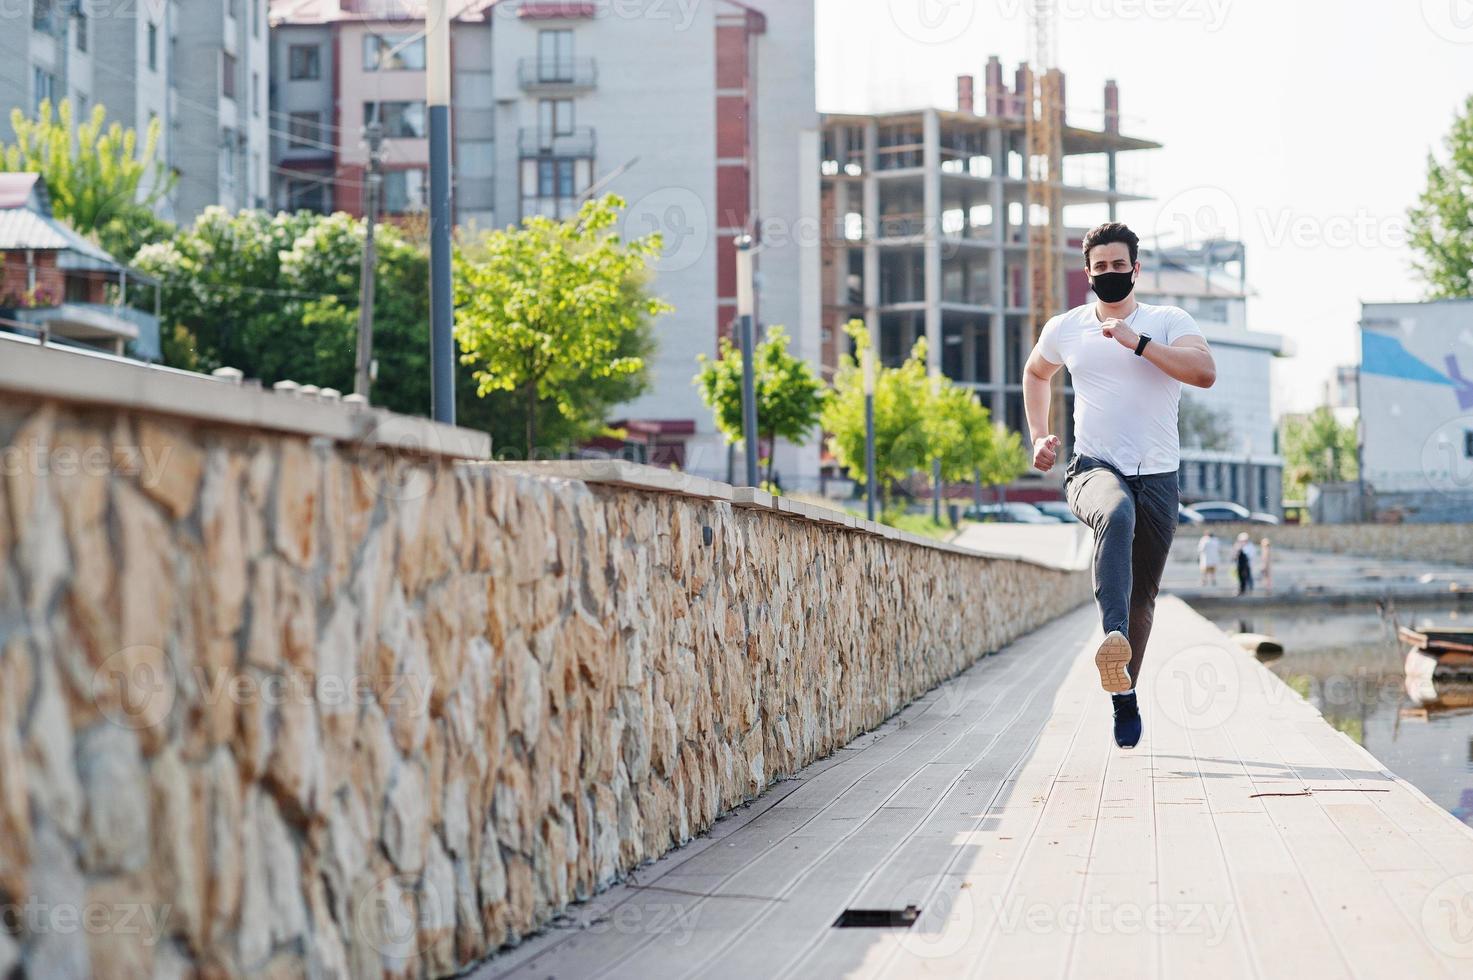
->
<box><xmin>0</xmin><ymin>173</ymin><xmax>45</xmax><ymax>210</ymax></box>
<box><xmin>0</xmin><ymin>173</ymin><xmax>125</xmax><ymax>271</ymax></box>
<box><xmin>270</xmin><ymin>0</ymin><xmax>499</xmax><ymax>25</ymax></box>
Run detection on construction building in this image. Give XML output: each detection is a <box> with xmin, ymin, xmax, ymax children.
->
<box><xmin>819</xmin><ymin>61</ymin><xmax>1158</xmax><ymax>497</ymax></box>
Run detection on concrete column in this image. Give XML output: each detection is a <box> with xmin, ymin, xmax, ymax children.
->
<box><xmin>988</xmin><ymin>126</ymin><xmax>1007</xmax><ymax>420</ymax></box>
<box><xmin>923</xmin><ymin>109</ymin><xmax>942</xmax><ymax>375</ymax></box>
<box><xmin>863</xmin><ymin>120</ymin><xmax>880</xmax><ymax>355</ymax></box>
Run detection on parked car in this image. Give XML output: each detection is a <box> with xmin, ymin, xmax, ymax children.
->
<box><xmin>1189</xmin><ymin>500</ymin><xmax>1279</xmax><ymax>524</ymax></box>
<box><xmin>1034</xmin><ymin>501</ymin><xmax>1080</xmax><ymax>523</ymax></box>
<box><xmin>1189</xmin><ymin>500</ymin><xmax>1252</xmax><ymax>522</ymax></box>
<box><xmin>1178</xmin><ymin>504</ymin><xmax>1205</xmax><ymax>525</ymax></box>
<box><xmin>963</xmin><ymin>502</ymin><xmax>1062</xmax><ymax>524</ymax></box>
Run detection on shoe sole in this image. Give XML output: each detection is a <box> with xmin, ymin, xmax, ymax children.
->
<box><xmin>1095</xmin><ymin>631</ymin><xmax>1133</xmax><ymax>694</ymax></box>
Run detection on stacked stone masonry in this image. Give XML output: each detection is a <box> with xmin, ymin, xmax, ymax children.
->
<box><xmin>0</xmin><ymin>395</ymin><xmax>1089</xmax><ymax>978</ymax></box>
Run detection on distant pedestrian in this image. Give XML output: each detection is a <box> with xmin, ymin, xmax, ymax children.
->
<box><xmin>1259</xmin><ymin>536</ymin><xmax>1272</xmax><ymax>593</ymax></box>
<box><xmin>1196</xmin><ymin>530</ymin><xmax>1221</xmax><ymax>586</ymax></box>
<box><xmin>1234</xmin><ymin>532</ymin><xmax>1257</xmax><ymax>595</ymax></box>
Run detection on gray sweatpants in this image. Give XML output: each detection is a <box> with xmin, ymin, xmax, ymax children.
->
<box><xmin>1064</xmin><ymin>454</ymin><xmax>1180</xmax><ymax>684</ymax></box>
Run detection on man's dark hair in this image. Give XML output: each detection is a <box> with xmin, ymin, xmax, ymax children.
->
<box><xmin>1081</xmin><ymin>222</ymin><xmax>1139</xmax><ymax>266</ymax></box>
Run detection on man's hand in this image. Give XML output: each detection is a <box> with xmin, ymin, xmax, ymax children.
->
<box><xmin>1100</xmin><ymin>318</ymin><xmax>1140</xmax><ymax>351</ymax></box>
<box><xmin>1032</xmin><ymin>434</ymin><xmax>1061</xmax><ymax>472</ymax></box>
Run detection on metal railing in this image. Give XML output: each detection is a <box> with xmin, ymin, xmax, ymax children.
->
<box><xmin>518</xmin><ymin>126</ymin><xmax>596</xmax><ymax>157</ymax></box>
<box><xmin>517</xmin><ymin>57</ymin><xmax>598</xmax><ymax>89</ymax></box>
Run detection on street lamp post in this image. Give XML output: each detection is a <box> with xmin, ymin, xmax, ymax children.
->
<box><xmin>931</xmin><ymin>368</ymin><xmax>942</xmax><ymax>523</ymax></box>
<box><xmin>354</xmin><ymin>121</ymin><xmax>384</xmax><ymax>400</ymax></box>
<box><xmin>735</xmin><ymin>234</ymin><xmax>759</xmax><ymax>488</ymax></box>
<box><xmin>427</xmin><ymin>0</ymin><xmax>455</xmax><ymax>424</ymax></box>
<box><xmin>863</xmin><ymin>344</ymin><xmax>877</xmax><ymax>522</ymax></box>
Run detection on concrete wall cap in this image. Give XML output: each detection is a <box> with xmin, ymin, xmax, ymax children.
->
<box><xmin>0</xmin><ymin>333</ymin><xmax>492</xmax><ymax>460</ymax></box>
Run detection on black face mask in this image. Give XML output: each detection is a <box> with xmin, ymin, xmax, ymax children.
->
<box><xmin>1089</xmin><ymin>270</ymin><xmax>1136</xmax><ymax>304</ymax></box>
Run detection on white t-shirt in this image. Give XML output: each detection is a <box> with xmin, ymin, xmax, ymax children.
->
<box><xmin>1036</xmin><ymin>301</ymin><xmax>1204</xmax><ymax>475</ymax></box>
<box><xmin>1197</xmin><ymin>535</ymin><xmax>1221</xmax><ymax>566</ymax></box>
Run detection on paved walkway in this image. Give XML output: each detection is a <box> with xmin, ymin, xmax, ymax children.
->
<box><xmin>472</xmin><ymin>598</ymin><xmax>1473</xmax><ymax>978</ymax></box>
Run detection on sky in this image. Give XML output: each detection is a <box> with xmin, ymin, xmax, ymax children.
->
<box><xmin>814</xmin><ymin>0</ymin><xmax>1473</xmax><ymax>415</ymax></box>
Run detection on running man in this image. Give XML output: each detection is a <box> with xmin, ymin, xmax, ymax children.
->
<box><xmin>1024</xmin><ymin>222</ymin><xmax>1217</xmax><ymax>749</ymax></box>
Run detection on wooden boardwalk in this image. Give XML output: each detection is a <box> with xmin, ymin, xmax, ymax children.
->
<box><xmin>472</xmin><ymin>598</ymin><xmax>1473</xmax><ymax>979</ymax></box>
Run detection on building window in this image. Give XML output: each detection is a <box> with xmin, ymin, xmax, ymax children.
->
<box><xmin>222</xmin><ymin>52</ymin><xmax>237</xmax><ymax>100</ymax></box>
<box><xmin>252</xmin><ymin>72</ymin><xmax>261</xmax><ymax>116</ymax></box>
<box><xmin>288</xmin><ymin>111</ymin><xmax>322</xmax><ymax>149</ymax></box>
<box><xmin>32</xmin><ymin>0</ymin><xmax>52</xmax><ymax>31</ymax></box>
<box><xmin>285</xmin><ymin>178</ymin><xmax>328</xmax><ymax>213</ymax></box>
<box><xmin>364</xmin><ymin>101</ymin><xmax>426</xmax><ymax>139</ymax></box>
<box><xmin>254</xmin><ymin>0</ymin><xmax>262</xmax><ymax>38</ymax></box>
<box><xmin>538</xmin><ymin>29</ymin><xmax>574</xmax><ymax>80</ymax></box>
<box><xmin>288</xmin><ymin>44</ymin><xmax>320</xmax><ymax>80</ymax></box>
<box><xmin>227</xmin><ymin>0</ymin><xmax>239</xmax><ymax>20</ymax></box>
<box><xmin>32</xmin><ymin>68</ymin><xmax>56</xmax><ymax>113</ymax></box>
<box><xmin>75</xmin><ymin>10</ymin><xmax>87</xmax><ymax>52</ymax></box>
<box><xmin>538</xmin><ymin>99</ymin><xmax>574</xmax><ymax>137</ymax></box>
<box><xmin>384</xmin><ymin>169</ymin><xmax>427</xmax><ymax>214</ymax></box>
<box><xmin>148</xmin><ymin>23</ymin><xmax>158</xmax><ymax>71</ymax></box>
<box><xmin>364</xmin><ymin>33</ymin><xmax>426</xmax><ymax>71</ymax></box>
<box><xmin>537</xmin><ymin>158</ymin><xmax>576</xmax><ymax>198</ymax></box>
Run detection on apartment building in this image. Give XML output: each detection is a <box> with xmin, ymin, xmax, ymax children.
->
<box><xmin>175</xmin><ymin>0</ymin><xmax>273</xmax><ymax>216</ymax></box>
<box><xmin>268</xmin><ymin>0</ymin><xmax>495</xmax><ymax>223</ymax></box>
<box><xmin>0</xmin><ymin>1</ymin><xmax>269</xmax><ymax>225</ymax></box>
<box><xmin>269</xmin><ymin>0</ymin><xmax>821</xmax><ymax>485</ymax></box>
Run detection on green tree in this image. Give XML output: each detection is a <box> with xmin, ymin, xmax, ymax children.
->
<box><xmin>694</xmin><ymin>324</ymin><xmax>828</xmax><ymax>487</ymax></box>
<box><xmin>821</xmin><ymin>320</ymin><xmax>934</xmax><ymax>507</ymax></box>
<box><xmin>0</xmin><ymin>98</ymin><xmax>176</xmax><ymax>261</ymax></box>
<box><xmin>1407</xmin><ymin>94</ymin><xmax>1473</xmax><ymax>299</ymax></box>
<box><xmin>133</xmin><ymin>208</ymin><xmax>437</xmax><ymax>417</ymax></box>
<box><xmin>1281</xmin><ymin>406</ymin><xmax>1358</xmax><ymax>501</ymax></box>
<box><xmin>454</xmin><ymin>195</ymin><xmax>671</xmax><ymax>458</ymax></box>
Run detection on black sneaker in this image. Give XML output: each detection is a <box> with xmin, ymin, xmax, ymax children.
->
<box><xmin>1112</xmin><ymin>691</ymin><xmax>1142</xmax><ymax>749</ymax></box>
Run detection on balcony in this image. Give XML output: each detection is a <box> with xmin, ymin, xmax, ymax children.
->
<box><xmin>517</xmin><ymin>58</ymin><xmax>598</xmax><ymax>92</ymax></box>
<box><xmin>518</xmin><ymin>126</ymin><xmax>596</xmax><ymax>158</ymax></box>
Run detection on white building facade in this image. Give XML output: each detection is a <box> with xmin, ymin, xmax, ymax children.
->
<box><xmin>1136</xmin><ymin>242</ymin><xmax>1289</xmax><ymax>516</ymax></box>
<box><xmin>1360</xmin><ymin>298</ymin><xmax>1473</xmax><ymax>522</ymax></box>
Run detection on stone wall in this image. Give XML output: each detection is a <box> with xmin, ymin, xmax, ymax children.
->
<box><xmin>0</xmin><ymin>393</ymin><xmax>1088</xmax><ymax>978</ymax></box>
<box><xmin>1170</xmin><ymin>521</ymin><xmax>1473</xmax><ymax>566</ymax></box>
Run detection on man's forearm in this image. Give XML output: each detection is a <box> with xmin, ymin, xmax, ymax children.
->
<box><xmin>1023</xmin><ymin>370</ymin><xmax>1053</xmax><ymax>441</ymax></box>
<box><xmin>1143</xmin><ymin>343</ymin><xmax>1216</xmax><ymax>388</ymax></box>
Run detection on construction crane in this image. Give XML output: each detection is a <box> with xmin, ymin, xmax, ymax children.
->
<box><xmin>1024</xmin><ymin>0</ymin><xmax>1066</xmax><ymax>439</ymax></box>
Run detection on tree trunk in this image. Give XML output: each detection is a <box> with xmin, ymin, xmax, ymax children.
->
<box><xmin>524</xmin><ymin>378</ymin><xmax>537</xmax><ymax>460</ymax></box>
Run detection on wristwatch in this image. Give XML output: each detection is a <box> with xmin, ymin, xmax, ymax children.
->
<box><xmin>1134</xmin><ymin>333</ymin><xmax>1152</xmax><ymax>356</ymax></box>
